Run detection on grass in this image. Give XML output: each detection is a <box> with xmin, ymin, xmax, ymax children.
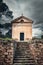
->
<box><xmin>0</xmin><ymin>37</ymin><xmax>12</xmax><ymax>40</ymax></box>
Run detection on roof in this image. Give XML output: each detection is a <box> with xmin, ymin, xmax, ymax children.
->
<box><xmin>11</xmin><ymin>15</ymin><xmax>33</xmax><ymax>24</ymax></box>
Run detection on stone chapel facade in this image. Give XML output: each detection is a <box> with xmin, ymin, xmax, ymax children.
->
<box><xmin>12</xmin><ymin>16</ymin><xmax>33</xmax><ymax>42</ymax></box>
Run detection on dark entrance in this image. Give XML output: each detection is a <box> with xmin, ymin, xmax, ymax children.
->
<box><xmin>20</xmin><ymin>33</ymin><xmax>24</xmax><ymax>41</ymax></box>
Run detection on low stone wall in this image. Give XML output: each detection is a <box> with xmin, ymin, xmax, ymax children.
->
<box><xmin>0</xmin><ymin>39</ymin><xmax>43</xmax><ymax>65</ymax></box>
<box><xmin>0</xmin><ymin>40</ymin><xmax>17</xmax><ymax>65</ymax></box>
<box><xmin>29</xmin><ymin>42</ymin><xmax>43</xmax><ymax>65</ymax></box>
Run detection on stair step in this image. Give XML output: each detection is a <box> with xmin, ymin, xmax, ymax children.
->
<box><xmin>14</xmin><ymin>60</ymin><xmax>35</xmax><ymax>63</ymax></box>
<box><xmin>15</xmin><ymin>57</ymin><xmax>34</xmax><ymax>60</ymax></box>
<box><xmin>13</xmin><ymin>42</ymin><xmax>36</xmax><ymax>65</ymax></box>
<box><xmin>14</xmin><ymin>56</ymin><xmax>33</xmax><ymax>58</ymax></box>
<box><xmin>14</xmin><ymin>62</ymin><xmax>35</xmax><ymax>63</ymax></box>
<box><xmin>14</xmin><ymin>63</ymin><xmax>35</xmax><ymax>65</ymax></box>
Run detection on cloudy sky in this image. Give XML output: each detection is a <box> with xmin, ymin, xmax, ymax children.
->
<box><xmin>1</xmin><ymin>0</ymin><xmax>43</xmax><ymax>37</ymax></box>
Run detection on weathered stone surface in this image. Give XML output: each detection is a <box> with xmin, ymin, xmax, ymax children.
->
<box><xmin>0</xmin><ymin>39</ymin><xmax>43</xmax><ymax>65</ymax></box>
<box><xmin>13</xmin><ymin>41</ymin><xmax>43</xmax><ymax>65</ymax></box>
<box><xmin>0</xmin><ymin>40</ymin><xmax>15</xmax><ymax>65</ymax></box>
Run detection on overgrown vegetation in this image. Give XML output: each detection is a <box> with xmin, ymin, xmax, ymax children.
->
<box><xmin>0</xmin><ymin>38</ymin><xmax>12</xmax><ymax>40</ymax></box>
<box><xmin>41</xmin><ymin>35</ymin><xmax>43</xmax><ymax>39</ymax></box>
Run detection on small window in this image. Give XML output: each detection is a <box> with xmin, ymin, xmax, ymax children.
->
<box><xmin>20</xmin><ymin>19</ymin><xmax>24</xmax><ymax>23</ymax></box>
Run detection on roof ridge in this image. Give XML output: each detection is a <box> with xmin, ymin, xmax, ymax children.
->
<box><xmin>11</xmin><ymin>16</ymin><xmax>33</xmax><ymax>23</ymax></box>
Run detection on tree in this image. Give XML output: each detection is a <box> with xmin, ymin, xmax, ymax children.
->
<box><xmin>0</xmin><ymin>0</ymin><xmax>3</xmax><ymax>3</ymax></box>
<box><xmin>0</xmin><ymin>24</ymin><xmax>4</xmax><ymax>28</ymax></box>
<box><xmin>5</xmin><ymin>29</ymin><xmax>12</xmax><ymax>38</ymax></box>
<box><xmin>0</xmin><ymin>31</ymin><xmax>5</xmax><ymax>38</ymax></box>
<box><xmin>0</xmin><ymin>31</ymin><xmax>2</xmax><ymax>37</ymax></box>
<box><xmin>3</xmin><ymin>23</ymin><xmax>11</xmax><ymax>29</ymax></box>
<box><xmin>41</xmin><ymin>35</ymin><xmax>43</xmax><ymax>39</ymax></box>
<box><xmin>0</xmin><ymin>0</ymin><xmax>13</xmax><ymax>18</ymax></box>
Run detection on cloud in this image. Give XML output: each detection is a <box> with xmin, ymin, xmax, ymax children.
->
<box><xmin>2</xmin><ymin>0</ymin><xmax>43</xmax><ymax>37</ymax></box>
<box><xmin>0</xmin><ymin>15</ymin><xmax>13</xmax><ymax>24</ymax></box>
<box><xmin>3</xmin><ymin>0</ymin><xmax>43</xmax><ymax>24</ymax></box>
<box><xmin>0</xmin><ymin>28</ymin><xmax>8</xmax><ymax>35</ymax></box>
<box><xmin>32</xmin><ymin>28</ymin><xmax>42</xmax><ymax>38</ymax></box>
<box><xmin>0</xmin><ymin>0</ymin><xmax>13</xmax><ymax>24</ymax></box>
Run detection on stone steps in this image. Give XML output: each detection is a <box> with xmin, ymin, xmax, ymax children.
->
<box><xmin>14</xmin><ymin>57</ymin><xmax>35</xmax><ymax>64</ymax></box>
<box><xmin>14</xmin><ymin>56</ymin><xmax>34</xmax><ymax>59</ymax></box>
<box><xmin>14</xmin><ymin>59</ymin><xmax>35</xmax><ymax>63</ymax></box>
<box><xmin>13</xmin><ymin>63</ymin><xmax>35</xmax><ymax>65</ymax></box>
<box><xmin>15</xmin><ymin>57</ymin><xmax>33</xmax><ymax>60</ymax></box>
<box><xmin>13</xmin><ymin>42</ymin><xmax>36</xmax><ymax>65</ymax></box>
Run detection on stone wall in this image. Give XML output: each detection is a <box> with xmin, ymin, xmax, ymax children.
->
<box><xmin>0</xmin><ymin>40</ymin><xmax>17</xmax><ymax>65</ymax></box>
<box><xmin>0</xmin><ymin>39</ymin><xmax>43</xmax><ymax>65</ymax></box>
<box><xmin>29</xmin><ymin>41</ymin><xmax>43</xmax><ymax>65</ymax></box>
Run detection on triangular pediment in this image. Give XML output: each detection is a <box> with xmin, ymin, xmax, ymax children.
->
<box><xmin>12</xmin><ymin>16</ymin><xmax>33</xmax><ymax>23</ymax></box>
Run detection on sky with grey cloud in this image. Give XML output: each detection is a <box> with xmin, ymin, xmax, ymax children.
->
<box><xmin>1</xmin><ymin>0</ymin><xmax>43</xmax><ymax>37</ymax></box>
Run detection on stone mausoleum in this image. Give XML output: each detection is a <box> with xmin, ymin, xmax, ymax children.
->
<box><xmin>12</xmin><ymin>15</ymin><xmax>33</xmax><ymax>42</ymax></box>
